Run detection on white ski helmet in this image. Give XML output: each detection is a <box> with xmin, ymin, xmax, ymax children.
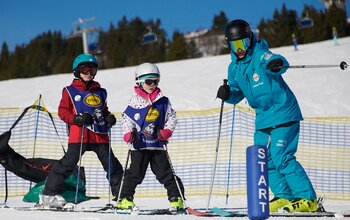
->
<box><xmin>135</xmin><ymin>63</ymin><xmax>160</xmax><ymax>83</ymax></box>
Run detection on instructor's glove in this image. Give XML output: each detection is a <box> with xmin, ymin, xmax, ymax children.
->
<box><xmin>123</xmin><ymin>128</ymin><xmax>137</xmax><ymax>143</ymax></box>
<box><xmin>216</xmin><ymin>84</ymin><xmax>230</xmax><ymax>100</ymax></box>
<box><xmin>156</xmin><ymin>129</ymin><xmax>172</xmax><ymax>141</ymax></box>
<box><xmin>73</xmin><ymin>113</ymin><xmax>93</xmax><ymax>126</ymax></box>
<box><xmin>266</xmin><ymin>58</ymin><xmax>283</xmax><ymax>72</ymax></box>
<box><xmin>105</xmin><ymin>114</ymin><xmax>117</xmax><ymax>128</ymax></box>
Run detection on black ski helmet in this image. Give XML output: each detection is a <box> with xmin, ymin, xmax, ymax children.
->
<box><xmin>225</xmin><ymin>19</ymin><xmax>252</xmax><ymax>42</ymax></box>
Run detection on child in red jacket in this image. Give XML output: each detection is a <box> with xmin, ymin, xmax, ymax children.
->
<box><xmin>41</xmin><ymin>54</ymin><xmax>123</xmax><ymax>207</ymax></box>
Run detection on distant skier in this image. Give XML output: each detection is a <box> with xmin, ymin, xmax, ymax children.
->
<box><xmin>216</xmin><ymin>19</ymin><xmax>317</xmax><ymax>213</ymax></box>
<box><xmin>117</xmin><ymin>62</ymin><xmax>185</xmax><ymax>211</ymax></box>
<box><xmin>41</xmin><ymin>54</ymin><xmax>123</xmax><ymax>208</ymax></box>
<box><xmin>292</xmin><ymin>33</ymin><xmax>298</xmax><ymax>51</ymax></box>
<box><xmin>332</xmin><ymin>26</ymin><xmax>339</xmax><ymax>45</ymax></box>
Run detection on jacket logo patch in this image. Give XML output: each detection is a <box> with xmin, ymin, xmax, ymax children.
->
<box><xmin>252</xmin><ymin>73</ymin><xmax>260</xmax><ymax>82</ymax></box>
<box><xmin>84</xmin><ymin>94</ymin><xmax>102</xmax><ymax>107</ymax></box>
<box><xmin>146</xmin><ymin>107</ymin><xmax>159</xmax><ymax>122</ymax></box>
<box><xmin>134</xmin><ymin>113</ymin><xmax>141</xmax><ymax>121</ymax></box>
<box><xmin>74</xmin><ymin>95</ymin><xmax>81</xmax><ymax>102</ymax></box>
<box><xmin>262</xmin><ymin>52</ymin><xmax>273</xmax><ymax>61</ymax></box>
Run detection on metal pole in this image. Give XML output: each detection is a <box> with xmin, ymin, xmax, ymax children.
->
<box><xmin>225</xmin><ymin>105</ymin><xmax>236</xmax><ymax>205</ymax></box>
<box><xmin>164</xmin><ymin>149</ymin><xmax>187</xmax><ymax>213</ymax></box>
<box><xmin>75</xmin><ymin>126</ymin><xmax>85</xmax><ymax>205</ymax></box>
<box><xmin>206</xmin><ymin>79</ymin><xmax>228</xmax><ymax>211</ymax></box>
<box><xmin>106</xmin><ymin>128</ymin><xmax>112</xmax><ymax>206</ymax></box>
<box><xmin>115</xmin><ymin>149</ymin><xmax>131</xmax><ymax>206</ymax></box>
<box><xmin>30</xmin><ymin>94</ymin><xmax>42</xmax><ymax>189</ymax></box>
<box><xmin>281</xmin><ymin>61</ymin><xmax>348</xmax><ymax>70</ymax></box>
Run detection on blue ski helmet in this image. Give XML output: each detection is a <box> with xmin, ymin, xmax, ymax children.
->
<box><xmin>72</xmin><ymin>54</ymin><xmax>98</xmax><ymax>78</ymax></box>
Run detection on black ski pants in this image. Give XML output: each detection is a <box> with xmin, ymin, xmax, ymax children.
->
<box><xmin>120</xmin><ymin>150</ymin><xmax>185</xmax><ymax>201</ymax></box>
<box><xmin>43</xmin><ymin>143</ymin><xmax>123</xmax><ymax>196</ymax></box>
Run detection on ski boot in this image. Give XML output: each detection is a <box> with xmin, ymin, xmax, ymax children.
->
<box><xmin>169</xmin><ymin>197</ymin><xmax>184</xmax><ymax>212</ymax></box>
<box><xmin>280</xmin><ymin>198</ymin><xmax>318</xmax><ymax>212</ymax></box>
<box><xmin>117</xmin><ymin>196</ymin><xmax>136</xmax><ymax>210</ymax></box>
<box><xmin>269</xmin><ymin>197</ymin><xmax>289</xmax><ymax>212</ymax></box>
<box><xmin>41</xmin><ymin>194</ymin><xmax>67</xmax><ymax>208</ymax></box>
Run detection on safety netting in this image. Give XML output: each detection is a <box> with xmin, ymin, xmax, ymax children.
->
<box><xmin>0</xmin><ymin>102</ymin><xmax>349</xmax><ymax>200</ymax></box>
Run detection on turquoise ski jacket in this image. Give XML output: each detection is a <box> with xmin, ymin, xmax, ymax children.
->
<box><xmin>225</xmin><ymin>38</ymin><xmax>303</xmax><ymax>130</ymax></box>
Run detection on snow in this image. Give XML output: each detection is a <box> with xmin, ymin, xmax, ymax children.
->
<box><xmin>1</xmin><ymin>196</ymin><xmax>349</xmax><ymax>219</ymax></box>
<box><xmin>0</xmin><ymin>37</ymin><xmax>349</xmax><ymax>117</ymax></box>
<box><xmin>1</xmin><ymin>38</ymin><xmax>350</xmax><ymax>219</ymax></box>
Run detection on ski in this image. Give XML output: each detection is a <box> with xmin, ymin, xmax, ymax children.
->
<box><xmin>12</xmin><ymin>205</ymin><xmax>186</xmax><ymax>215</ymax></box>
<box><xmin>147</xmin><ymin>208</ymin><xmax>186</xmax><ymax>215</ymax></box>
<box><xmin>212</xmin><ymin>207</ymin><xmax>246</xmax><ymax>217</ymax></box>
<box><xmin>211</xmin><ymin>207</ymin><xmax>338</xmax><ymax>218</ymax></box>
<box><xmin>187</xmin><ymin>207</ymin><xmax>217</xmax><ymax>217</ymax></box>
<box><xmin>270</xmin><ymin>211</ymin><xmax>336</xmax><ymax>217</ymax></box>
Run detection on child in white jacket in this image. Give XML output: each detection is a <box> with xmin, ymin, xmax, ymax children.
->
<box><xmin>118</xmin><ymin>62</ymin><xmax>185</xmax><ymax>211</ymax></box>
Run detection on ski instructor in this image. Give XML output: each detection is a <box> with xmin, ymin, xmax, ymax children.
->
<box><xmin>216</xmin><ymin>19</ymin><xmax>317</xmax><ymax>213</ymax></box>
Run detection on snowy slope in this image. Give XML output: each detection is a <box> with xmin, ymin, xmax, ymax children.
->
<box><xmin>0</xmin><ymin>37</ymin><xmax>349</xmax><ymax>117</ymax></box>
<box><xmin>0</xmin><ymin>38</ymin><xmax>350</xmax><ymax>219</ymax></box>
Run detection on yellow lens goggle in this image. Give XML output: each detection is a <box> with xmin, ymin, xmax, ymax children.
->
<box><xmin>229</xmin><ymin>37</ymin><xmax>250</xmax><ymax>53</ymax></box>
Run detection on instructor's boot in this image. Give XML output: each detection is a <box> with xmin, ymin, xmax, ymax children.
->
<box><xmin>169</xmin><ymin>197</ymin><xmax>184</xmax><ymax>211</ymax></box>
<box><xmin>280</xmin><ymin>198</ymin><xmax>318</xmax><ymax>212</ymax></box>
<box><xmin>117</xmin><ymin>197</ymin><xmax>135</xmax><ymax>210</ymax></box>
<box><xmin>269</xmin><ymin>197</ymin><xmax>289</xmax><ymax>212</ymax></box>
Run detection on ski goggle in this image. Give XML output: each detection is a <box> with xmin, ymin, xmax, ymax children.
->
<box><xmin>228</xmin><ymin>37</ymin><xmax>251</xmax><ymax>53</ymax></box>
<box><xmin>144</xmin><ymin>79</ymin><xmax>159</xmax><ymax>85</ymax></box>
<box><xmin>80</xmin><ymin>65</ymin><xmax>97</xmax><ymax>76</ymax></box>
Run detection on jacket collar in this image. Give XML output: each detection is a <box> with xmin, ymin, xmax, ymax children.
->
<box><xmin>71</xmin><ymin>79</ymin><xmax>101</xmax><ymax>91</ymax></box>
<box><xmin>134</xmin><ymin>86</ymin><xmax>161</xmax><ymax>103</ymax></box>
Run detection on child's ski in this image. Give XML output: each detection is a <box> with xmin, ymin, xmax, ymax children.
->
<box><xmin>187</xmin><ymin>207</ymin><xmax>217</xmax><ymax>217</ymax></box>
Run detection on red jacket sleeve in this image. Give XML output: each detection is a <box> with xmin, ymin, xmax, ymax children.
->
<box><xmin>58</xmin><ymin>88</ymin><xmax>75</xmax><ymax>124</ymax></box>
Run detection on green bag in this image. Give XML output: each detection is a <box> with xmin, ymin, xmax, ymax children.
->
<box><xmin>23</xmin><ymin>173</ymin><xmax>89</xmax><ymax>204</ymax></box>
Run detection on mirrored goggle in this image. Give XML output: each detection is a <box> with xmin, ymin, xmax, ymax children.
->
<box><xmin>80</xmin><ymin>65</ymin><xmax>97</xmax><ymax>76</ymax></box>
<box><xmin>228</xmin><ymin>37</ymin><xmax>251</xmax><ymax>53</ymax></box>
<box><xmin>144</xmin><ymin>79</ymin><xmax>159</xmax><ymax>85</ymax></box>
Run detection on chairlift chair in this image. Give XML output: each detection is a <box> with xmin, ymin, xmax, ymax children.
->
<box><xmin>299</xmin><ymin>17</ymin><xmax>314</xmax><ymax>29</ymax></box>
<box><xmin>142</xmin><ymin>26</ymin><xmax>158</xmax><ymax>45</ymax></box>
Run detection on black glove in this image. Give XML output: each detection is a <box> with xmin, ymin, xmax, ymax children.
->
<box><xmin>216</xmin><ymin>84</ymin><xmax>230</xmax><ymax>100</ymax></box>
<box><xmin>266</xmin><ymin>58</ymin><xmax>283</xmax><ymax>72</ymax></box>
<box><xmin>73</xmin><ymin>112</ymin><xmax>93</xmax><ymax>126</ymax></box>
<box><xmin>105</xmin><ymin>114</ymin><xmax>117</xmax><ymax>127</ymax></box>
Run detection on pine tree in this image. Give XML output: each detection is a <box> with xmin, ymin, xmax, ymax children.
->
<box><xmin>166</xmin><ymin>31</ymin><xmax>189</xmax><ymax>61</ymax></box>
<box><xmin>0</xmin><ymin>42</ymin><xmax>10</xmax><ymax>80</ymax></box>
<box><xmin>212</xmin><ymin>11</ymin><xmax>228</xmax><ymax>33</ymax></box>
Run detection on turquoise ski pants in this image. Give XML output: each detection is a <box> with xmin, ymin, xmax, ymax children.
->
<box><xmin>254</xmin><ymin>121</ymin><xmax>316</xmax><ymax>200</ymax></box>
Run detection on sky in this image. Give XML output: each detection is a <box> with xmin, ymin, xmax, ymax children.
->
<box><xmin>1</xmin><ymin>0</ymin><xmax>349</xmax><ymax>52</ymax></box>
<box><xmin>0</xmin><ymin>36</ymin><xmax>349</xmax><ymax>117</ymax></box>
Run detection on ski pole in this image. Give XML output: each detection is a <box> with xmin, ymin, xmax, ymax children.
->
<box><xmin>32</xmin><ymin>94</ymin><xmax>42</xmax><ymax>159</ymax></box>
<box><xmin>206</xmin><ymin>79</ymin><xmax>228</xmax><ymax>211</ymax></box>
<box><xmin>30</xmin><ymin>94</ymin><xmax>42</xmax><ymax>189</ymax></box>
<box><xmin>164</xmin><ymin>148</ymin><xmax>187</xmax><ymax>213</ymax></box>
<box><xmin>225</xmin><ymin>104</ymin><xmax>236</xmax><ymax>205</ymax></box>
<box><xmin>75</xmin><ymin>125</ymin><xmax>85</xmax><ymax>205</ymax></box>
<box><xmin>115</xmin><ymin>149</ymin><xmax>131</xmax><ymax>206</ymax></box>
<box><xmin>281</xmin><ymin>61</ymin><xmax>348</xmax><ymax>70</ymax></box>
<box><xmin>107</xmin><ymin>128</ymin><xmax>112</xmax><ymax>206</ymax></box>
